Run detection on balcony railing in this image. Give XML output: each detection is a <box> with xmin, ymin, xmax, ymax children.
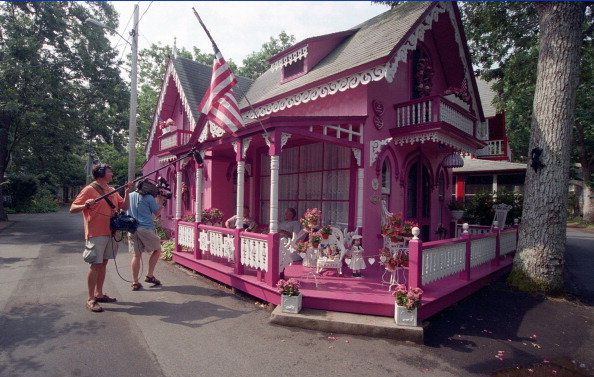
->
<box><xmin>159</xmin><ymin>129</ymin><xmax>192</xmax><ymax>151</ymax></box>
<box><xmin>394</xmin><ymin>95</ymin><xmax>476</xmax><ymax>137</ymax></box>
<box><xmin>475</xmin><ymin>139</ymin><xmax>506</xmax><ymax>158</ymax></box>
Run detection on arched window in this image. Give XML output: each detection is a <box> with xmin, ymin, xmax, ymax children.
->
<box><xmin>381</xmin><ymin>159</ymin><xmax>391</xmax><ymax>208</ymax></box>
<box><xmin>411</xmin><ymin>48</ymin><xmax>434</xmax><ymax>99</ymax></box>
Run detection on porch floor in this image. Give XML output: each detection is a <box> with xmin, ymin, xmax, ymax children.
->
<box><xmin>172</xmin><ymin>251</ymin><xmax>514</xmax><ymax>321</ymax></box>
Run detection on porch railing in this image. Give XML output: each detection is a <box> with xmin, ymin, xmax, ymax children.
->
<box><xmin>394</xmin><ymin>95</ymin><xmax>476</xmax><ymax>137</ymax></box>
<box><xmin>475</xmin><ymin>139</ymin><xmax>505</xmax><ymax>157</ymax></box>
<box><xmin>159</xmin><ymin>129</ymin><xmax>192</xmax><ymax>151</ymax></box>
<box><xmin>409</xmin><ymin>227</ymin><xmax>518</xmax><ymax>288</ymax></box>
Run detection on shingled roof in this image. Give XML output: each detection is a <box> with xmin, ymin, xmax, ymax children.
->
<box><xmin>171</xmin><ymin>57</ymin><xmax>253</xmax><ymax>122</ymax></box>
<box><xmin>240</xmin><ymin>1</ymin><xmax>433</xmax><ymax>107</ymax></box>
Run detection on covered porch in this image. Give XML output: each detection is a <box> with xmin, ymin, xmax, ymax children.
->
<box><xmin>172</xmin><ymin>222</ymin><xmax>518</xmax><ymax>321</ymax></box>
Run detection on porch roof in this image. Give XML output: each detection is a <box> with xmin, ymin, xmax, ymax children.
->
<box><xmin>453</xmin><ymin>158</ymin><xmax>527</xmax><ymax>174</ymax></box>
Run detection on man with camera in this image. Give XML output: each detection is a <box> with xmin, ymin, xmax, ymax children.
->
<box><xmin>127</xmin><ymin>179</ymin><xmax>165</xmax><ymax>291</ymax></box>
<box><xmin>70</xmin><ymin>163</ymin><xmax>134</xmax><ymax>313</ymax></box>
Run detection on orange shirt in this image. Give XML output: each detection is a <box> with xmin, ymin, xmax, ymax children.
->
<box><xmin>73</xmin><ymin>184</ymin><xmax>124</xmax><ymax>239</ymax></box>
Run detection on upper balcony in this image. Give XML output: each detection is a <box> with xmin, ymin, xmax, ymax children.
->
<box><xmin>393</xmin><ymin>95</ymin><xmax>477</xmax><ymax>138</ymax></box>
<box><xmin>158</xmin><ymin>128</ymin><xmax>192</xmax><ymax>152</ymax></box>
<box><xmin>475</xmin><ymin>139</ymin><xmax>511</xmax><ymax>161</ymax></box>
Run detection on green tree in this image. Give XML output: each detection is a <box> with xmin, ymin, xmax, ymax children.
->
<box><xmin>0</xmin><ymin>1</ymin><xmax>129</xmax><ymax>220</ymax></box>
<box><xmin>237</xmin><ymin>31</ymin><xmax>295</xmax><ymax>79</ymax></box>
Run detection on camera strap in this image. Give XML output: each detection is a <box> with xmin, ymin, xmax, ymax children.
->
<box><xmin>90</xmin><ymin>183</ymin><xmax>116</xmax><ymax>211</ymax></box>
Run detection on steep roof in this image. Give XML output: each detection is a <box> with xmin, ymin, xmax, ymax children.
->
<box><xmin>475</xmin><ymin>77</ymin><xmax>498</xmax><ymax>118</ymax></box>
<box><xmin>240</xmin><ymin>1</ymin><xmax>434</xmax><ymax>107</ymax></box>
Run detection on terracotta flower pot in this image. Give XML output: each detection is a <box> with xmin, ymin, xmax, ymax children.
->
<box><xmin>322</xmin><ymin>233</ymin><xmax>329</xmax><ymax>240</ymax></box>
<box><xmin>311</xmin><ymin>242</ymin><xmax>319</xmax><ymax>249</ymax></box>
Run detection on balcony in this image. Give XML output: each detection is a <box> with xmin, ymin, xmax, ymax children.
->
<box><xmin>394</xmin><ymin>95</ymin><xmax>477</xmax><ymax>137</ymax></box>
<box><xmin>475</xmin><ymin>139</ymin><xmax>510</xmax><ymax>160</ymax></box>
<box><xmin>159</xmin><ymin>129</ymin><xmax>192</xmax><ymax>152</ymax></box>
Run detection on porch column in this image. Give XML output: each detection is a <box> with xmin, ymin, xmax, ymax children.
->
<box><xmin>235</xmin><ymin>161</ymin><xmax>245</xmax><ymax>228</ymax></box>
<box><xmin>195</xmin><ymin>165</ymin><xmax>203</xmax><ymax>222</ymax></box>
<box><xmin>269</xmin><ymin>155</ymin><xmax>280</xmax><ymax>233</ymax></box>
<box><xmin>175</xmin><ymin>167</ymin><xmax>182</xmax><ymax>220</ymax></box>
<box><xmin>353</xmin><ymin>148</ymin><xmax>363</xmax><ymax>229</ymax></box>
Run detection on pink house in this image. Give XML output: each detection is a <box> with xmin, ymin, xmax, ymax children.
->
<box><xmin>143</xmin><ymin>1</ymin><xmax>517</xmax><ymax>320</ymax></box>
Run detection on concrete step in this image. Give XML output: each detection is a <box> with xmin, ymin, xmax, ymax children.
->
<box><xmin>269</xmin><ymin>306</ymin><xmax>424</xmax><ymax>344</ymax></box>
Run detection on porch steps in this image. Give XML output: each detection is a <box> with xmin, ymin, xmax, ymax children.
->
<box><xmin>270</xmin><ymin>306</ymin><xmax>424</xmax><ymax>344</ymax></box>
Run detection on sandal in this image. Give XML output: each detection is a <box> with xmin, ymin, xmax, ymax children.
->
<box><xmin>86</xmin><ymin>300</ymin><xmax>103</xmax><ymax>312</ymax></box>
<box><xmin>144</xmin><ymin>275</ymin><xmax>161</xmax><ymax>286</ymax></box>
<box><xmin>131</xmin><ymin>282</ymin><xmax>143</xmax><ymax>291</ymax></box>
<box><xmin>95</xmin><ymin>294</ymin><xmax>117</xmax><ymax>303</ymax></box>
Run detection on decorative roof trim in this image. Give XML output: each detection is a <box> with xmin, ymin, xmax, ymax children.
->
<box><xmin>385</xmin><ymin>2</ymin><xmax>479</xmax><ymax>117</ymax></box>
<box><xmin>270</xmin><ymin>45</ymin><xmax>308</xmax><ymax>72</ymax></box>
<box><xmin>243</xmin><ymin>65</ymin><xmax>386</xmax><ymax>121</ymax></box>
<box><xmin>146</xmin><ymin>60</ymin><xmax>200</xmax><ymax>159</ymax></box>
<box><xmin>158</xmin><ymin>154</ymin><xmax>177</xmax><ymax>163</ymax></box>
<box><xmin>392</xmin><ymin>132</ymin><xmax>475</xmax><ymax>155</ymax></box>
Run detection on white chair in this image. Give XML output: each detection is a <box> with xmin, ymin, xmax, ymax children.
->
<box><xmin>316</xmin><ymin>226</ymin><xmax>348</xmax><ymax>275</ymax></box>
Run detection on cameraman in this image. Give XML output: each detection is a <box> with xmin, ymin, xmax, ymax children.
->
<box><xmin>70</xmin><ymin>163</ymin><xmax>134</xmax><ymax>313</ymax></box>
<box><xmin>127</xmin><ymin>180</ymin><xmax>164</xmax><ymax>290</ymax></box>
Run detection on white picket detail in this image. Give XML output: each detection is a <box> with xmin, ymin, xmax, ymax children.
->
<box><xmin>178</xmin><ymin>224</ymin><xmax>194</xmax><ymax>248</ymax></box>
<box><xmin>422</xmin><ymin>242</ymin><xmax>466</xmax><ymax>285</ymax></box>
<box><xmin>240</xmin><ymin>236</ymin><xmax>268</xmax><ymax>271</ymax></box>
<box><xmin>279</xmin><ymin>237</ymin><xmax>294</xmax><ymax>272</ymax></box>
<box><xmin>500</xmin><ymin>231</ymin><xmax>517</xmax><ymax>256</ymax></box>
<box><xmin>208</xmin><ymin>230</ymin><xmax>235</xmax><ymax>261</ymax></box>
<box><xmin>198</xmin><ymin>230</ymin><xmax>210</xmax><ymax>252</ymax></box>
<box><xmin>470</xmin><ymin>236</ymin><xmax>496</xmax><ymax>267</ymax></box>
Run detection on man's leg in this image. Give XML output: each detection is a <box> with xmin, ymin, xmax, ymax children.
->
<box><xmin>147</xmin><ymin>249</ymin><xmax>160</xmax><ymax>277</ymax></box>
<box><xmin>87</xmin><ymin>264</ymin><xmax>102</xmax><ymax>312</ymax></box>
<box><xmin>94</xmin><ymin>259</ymin><xmax>108</xmax><ymax>297</ymax></box>
<box><xmin>131</xmin><ymin>253</ymin><xmax>142</xmax><ymax>285</ymax></box>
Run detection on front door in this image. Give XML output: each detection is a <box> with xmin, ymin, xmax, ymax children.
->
<box><xmin>406</xmin><ymin>162</ymin><xmax>431</xmax><ymax>241</ymax></box>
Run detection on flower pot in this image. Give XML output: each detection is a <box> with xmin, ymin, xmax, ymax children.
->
<box><xmin>450</xmin><ymin>210</ymin><xmax>464</xmax><ymax>221</ymax></box>
<box><xmin>281</xmin><ymin>293</ymin><xmax>302</xmax><ymax>314</ymax></box>
<box><xmin>311</xmin><ymin>242</ymin><xmax>319</xmax><ymax>249</ymax></box>
<box><xmin>394</xmin><ymin>305</ymin><xmax>418</xmax><ymax>326</ymax></box>
<box><xmin>304</xmin><ymin>226</ymin><xmax>311</xmax><ymax>231</ymax></box>
<box><xmin>390</xmin><ymin>236</ymin><xmax>401</xmax><ymax>243</ymax></box>
<box><xmin>322</xmin><ymin>233</ymin><xmax>329</xmax><ymax>240</ymax></box>
<box><xmin>309</xmin><ymin>220</ymin><xmax>318</xmax><ymax>227</ymax></box>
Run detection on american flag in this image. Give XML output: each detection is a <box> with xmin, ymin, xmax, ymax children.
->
<box><xmin>198</xmin><ymin>46</ymin><xmax>244</xmax><ymax>134</ymax></box>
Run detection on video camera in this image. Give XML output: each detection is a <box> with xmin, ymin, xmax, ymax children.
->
<box><xmin>136</xmin><ymin>176</ymin><xmax>172</xmax><ymax>201</ymax></box>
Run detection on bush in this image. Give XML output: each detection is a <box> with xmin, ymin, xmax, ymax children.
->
<box><xmin>5</xmin><ymin>175</ymin><xmax>39</xmax><ymax>210</ymax></box>
<box><xmin>161</xmin><ymin>240</ymin><xmax>174</xmax><ymax>261</ymax></box>
<box><xmin>464</xmin><ymin>189</ymin><xmax>523</xmax><ymax>226</ymax></box>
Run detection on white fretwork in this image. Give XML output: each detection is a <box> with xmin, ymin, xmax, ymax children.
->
<box><xmin>243</xmin><ymin>66</ymin><xmax>385</xmax><ymax>121</ymax></box>
<box><xmin>491</xmin><ymin>204</ymin><xmax>512</xmax><ymax>231</ymax></box>
<box><xmin>281</xmin><ymin>133</ymin><xmax>291</xmax><ymax>150</ymax></box>
<box><xmin>235</xmin><ymin>160</ymin><xmax>245</xmax><ymax>229</ymax></box>
<box><xmin>178</xmin><ymin>224</ymin><xmax>195</xmax><ymax>249</ymax></box>
<box><xmin>470</xmin><ymin>236</ymin><xmax>496</xmax><ymax>268</ymax></box>
<box><xmin>198</xmin><ymin>230</ymin><xmax>210</xmax><ymax>252</ymax></box>
<box><xmin>357</xmin><ymin>167</ymin><xmax>364</xmax><ymax>228</ymax></box>
<box><xmin>279</xmin><ymin>237</ymin><xmax>294</xmax><ymax>272</ymax></box>
<box><xmin>270</xmin><ymin>45</ymin><xmax>308</xmax><ymax>72</ymax></box>
<box><xmin>369</xmin><ymin>138</ymin><xmax>393</xmax><ymax>167</ymax></box>
<box><xmin>240</xmin><ymin>236</ymin><xmax>268</xmax><ymax>271</ymax></box>
<box><xmin>392</xmin><ymin>132</ymin><xmax>476</xmax><ymax>155</ymax></box>
<box><xmin>352</xmin><ymin>148</ymin><xmax>361</xmax><ymax>167</ymax></box>
<box><xmin>242</xmin><ymin>137</ymin><xmax>252</xmax><ymax>159</ymax></box>
<box><xmin>175</xmin><ymin>170</ymin><xmax>182</xmax><ymax>220</ymax></box>
<box><xmin>421</xmin><ymin>242</ymin><xmax>466</xmax><ymax>285</ymax></box>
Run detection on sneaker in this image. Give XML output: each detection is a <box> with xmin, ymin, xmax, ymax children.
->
<box><xmin>144</xmin><ymin>275</ymin><xmax>161</xmax><ymax>286</ymax></box>
<box><xmin>86</xmin><ymin>300</ymin><xmax>103</xmax><ymax>312</ymax></box>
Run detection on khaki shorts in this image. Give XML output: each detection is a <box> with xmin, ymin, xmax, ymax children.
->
<box><xmin>84</xmin><ymin>236</ymin><xmax>119</xmax><ymax>264</ymax></box>
<box><xmin>128</xmin><ymin>227</ymin><xmax>161</xmax><ymax>254</ymax></box>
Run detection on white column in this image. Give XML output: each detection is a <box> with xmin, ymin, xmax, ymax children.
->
<box><xmin>195</xmin><ymin>167</ymin><xmax>203</xmax><ymax>222</ymax></box>
<box><xmin>175</xmin><ymin>170</ymin><xmax>182</xmax><ymax>220</ymax></box>
<box><xmin>357</xmin><ymin>167</ymin><xmax>364</xmax><ymax>228</ymax></box>
<box><xmin>269</xmin><ymin>155</ymin><xmax>280</xmax><ymax>234</ymax></box>
<box><xmin>235</xmin><ymin>161</ymin><xmax>245</xmax><ymax>228</ymax></box>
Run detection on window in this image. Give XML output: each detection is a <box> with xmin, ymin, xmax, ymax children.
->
<box><xmin>260</xmin><ymin>143</ymin><xmax>351</xmax><ymax>228</ymax></box>
<box><xmin>381</xmin><ymin>159</ymin><xmax>391</xmax><ymax>209</ymax></box>
<box><xmin>283</xmin><ymin>59</ymin><xmax>305</xmax><ymax>81</ymax></box>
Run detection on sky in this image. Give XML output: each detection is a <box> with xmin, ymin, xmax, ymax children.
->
<box><xmin>109</xmin><ymin>1</ymin><xmax>389</xmax><ymax>65</ymax></box>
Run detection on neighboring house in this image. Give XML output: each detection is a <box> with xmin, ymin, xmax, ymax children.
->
<box><xmin>142</xmin><ymin>1</ymin><xmax>516</xmax><ymax>320</ymax></box>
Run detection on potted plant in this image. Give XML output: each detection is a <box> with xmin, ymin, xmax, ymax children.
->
<box><xmin>381</xmin><ymin>213</ymin><xmax>404</xmax><ymax>242</ymax></box>
<box><xmin>309</xmin><ymin>231</ymin><xmax>322</xmax><ymax>249</ymax></box>
<box><xmin>401</xmin><ymin>220</ymin><xmax>418</xmax><ymax>239</ymax></box>
<box><xmin>320</xmin><ymin>224</ymin><xmax>332</xmax><ymax>239</ymax></box>
<box><xmin>302</xmin><ymin>208</ymin><xmax>321</xmax><ymax>227</ymax></box>
<box><xmin>393</xmin><ymin>284</ymin><xmax>423</xmax><ymax>326</ymax></box>
<box><xmin>295</xmin><ymin>240</ymin><xmax>308</xmax><ymax>257</ymax></box>
<box><xmin>300</xmin><ymin>218</ymin><xmax>311</xmax><ymax>231</ymax></box>
<box><xmin>277</xmin><ymin>278</ymin><xmax>302</xmax><ymax>313</ymax></box>
<box><xmin>201</xmin><ymin>208</ymin><xmax>224</xmax><ymax>225</ymax></box>
<box><xmin>379</xmin><ymin>248</ymin><xmax>397</xmax><ymax>270</ymax></box>
<box><xmin>181</xmin><ymin>214</ymin><xmax>195</xmax><ymax>222</ymax></box>
<box><xmin>448</xmin><ymin>200</ymin><xmax>465</xmax><ymax>221</ymax></box>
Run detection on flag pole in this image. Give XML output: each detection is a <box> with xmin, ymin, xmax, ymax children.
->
<box><xmin>192</xmin><ymin>8</ymin><xmax>269</xmax><ymax>138</ymax></box>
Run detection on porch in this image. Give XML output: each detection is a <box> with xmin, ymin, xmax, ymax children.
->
<box><xmin>172</xmin><ymin>222</ymin><xmax>518</xmax><ymax>321</ymax></box>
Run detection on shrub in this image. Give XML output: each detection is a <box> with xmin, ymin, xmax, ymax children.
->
<box><xmin>161</xmin><ymin>240</ymin><xmax>174</xmax><ymax>261</ymax></box>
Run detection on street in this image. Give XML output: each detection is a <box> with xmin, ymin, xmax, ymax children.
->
<box><xmin>0</xmin><ymin>208</ymin><xmax>592</xmax><ymax>377</ymax></box>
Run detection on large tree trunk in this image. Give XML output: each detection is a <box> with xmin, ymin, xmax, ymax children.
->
<box><xmin>511</xmin><ymin>2</ymin><xmax>585</xmax><ymax>295</ymax></box>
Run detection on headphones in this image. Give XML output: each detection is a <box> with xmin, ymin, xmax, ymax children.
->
<box><xmin>95</xmin><ymin>163</ymin><xmax>111</xmax><ymax>178</ymax></box>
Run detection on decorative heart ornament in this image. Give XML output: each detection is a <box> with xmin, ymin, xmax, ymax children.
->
<box><xmin>368</xmin><ymin>257</ymin><xmax>376</xmax><ymax>265</ymax></box>
<box><xmin>380</xmin><ymin>256</ymin><xmax>386</xmax><ymax>263</ymax></box>
<box><xmin>345</xmin><ymin>258</ymin><xmax>352</xmax><ymax>265</ymax></box>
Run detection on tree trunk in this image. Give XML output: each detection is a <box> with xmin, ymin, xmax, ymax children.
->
<box><xmin>511</xmin><ymin>2</ymin><xmax>585</xmax><ymax>295</ymax></box>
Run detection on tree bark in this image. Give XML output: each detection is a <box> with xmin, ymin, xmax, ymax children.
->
<box><xmin>511</xmin><ymin>2</ymin><xmax>585</xmax><ymax>295</ymax></box>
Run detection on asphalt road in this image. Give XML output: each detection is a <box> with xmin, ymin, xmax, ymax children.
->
<box><xmin>0</xmin><ymin>208</ymin><xmax>592</xmax><ymax>377</ymax></box>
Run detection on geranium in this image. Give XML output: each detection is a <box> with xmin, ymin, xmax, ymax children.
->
<box><xmin>448</xmin><ymin>200</ymin><xmax>465</xmax><ymax>211</ymax></box>
<box><xmin>303</xmin><ymin>208</ymin><xmax>321</xmax><ymax>224</ymax></box>
<box><xmin>276</xmin><ymin>278</ymin><xmax>301</xmax><ymax>296</ymax></box>
<box><xmin>158</xmin><ymin>118</ymin><xmax>175</xmax><ymax>129</ymax></box>
<box><xmin>393</xmin><ymin>284</ymin><xmax>423</xmax><ymax>311</ymax></box>
<box><xmin>444</xmin><ymin>86</ymin><xmax>470</xmax><ymax>104</ymax></box>
<box><xmin>295</xmin><ymin>240</ymin><xmax>308</xmax><ymax>252</ymax></box>
<box><xmin>382</xmin><ymin>213</ymin><xmax>416</xmax><ymax>239</ymax></box>
<box><xmin>379</xmin><ymin>248</ymin><xmax>409</xmax><ymax>269</ymax></box>
<box><xmin>309</xmin><ymin>231</ymin><xmax>322</xmax><ymax>245</ymax></box>
<box><xmin>320</xmin><ymin>224</ymin><xmax>332</xmax><ymax>235</ymax></box>
<box><xmin>201</xmin><ymin>208</ymin><xmax>224</xmax><ymax>224</ymax></box>
<box><xmin>401</xmin><ymin>220</ymin><xmax>418</xmax><ymax>237</ymax></box>
<box><xmin>181</xmin><ymin>214</ymin><xmax>195</xmax><ymax>222</ymax></box>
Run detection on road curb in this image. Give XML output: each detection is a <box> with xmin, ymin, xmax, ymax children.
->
<box><xmin>270</xmin><ymin>306</ymin><xmax>424</xmax><ymax>344</ymax></box>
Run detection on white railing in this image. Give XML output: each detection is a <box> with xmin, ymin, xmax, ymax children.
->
<box><xmin>476</xmin><ymin>139</ymin><xmax>504</xmax><ymax>157</ymax></box>
<box><xmin>422</xmin><ymin>242</ymin><xmax>466</xmax><ymax>285</ymax></box>
<box><xmin>240</xmin><ymin>236</ymin><xmax>268</xmax><ymax>271</ymax></box>
<box><xmin>178</xmin><ymin>223</ymin><xmax>195</xmax><ymax>249</ymax></box>
<box><xmin>456</xmin><ymin>224</ymin><xmax>491</xmax><ymax>238</ymax></box>
<box><xmin>500</xmin><ymin>231</ymin><xmax>517</xmax><ymax>256</ymax></box>
<box><xmin>204</xmin><ymin>229</ymin><xmax>235</xmax><ymax>261</ymax></box>
<box><xmin>160</xmin><ymin>134</ymin><xmax>177</xmax><ymax>150</ymax></box>
<box><xmin>395</xmin><ymin>99</ymin><xmax>432</xmax><ymax>127</ymax></box>
<box><xmin>470</xmin><ymin>235</ymin><xmax>496</xmax><ymax>267</ymax></box>
<box><xmin>439</xmin><ymin>101</ymin><xmax>474</xmax><ymax>135</ymax></box>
